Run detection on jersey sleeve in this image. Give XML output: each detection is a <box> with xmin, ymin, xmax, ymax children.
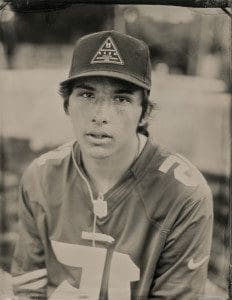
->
<box><xmin>11</xmin><ymin>176</ymin><xmax>47</xmax><ymax>300</ymax></box>
<box><xmin>150</xmin><ymin>184</ymin><xmax>213</xmax><ymax>299</ymax></box>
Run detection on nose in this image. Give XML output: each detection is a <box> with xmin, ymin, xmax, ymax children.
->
<box><xmin>91</xmin><ymin>100</ymin><xmax>109</xmax><ymax>125</ymax></box>
<box><xmin>92</xmin><ymin>118</ymin><xmax>107</xmax><ymax>125</ymax></box>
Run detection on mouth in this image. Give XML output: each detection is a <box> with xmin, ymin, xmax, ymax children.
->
<box><xmin>86</xmin><ymin>133</ymin><xmax>111</xmax><ymax>139</ymax></box>
<box><xmin>85</xmin><ymin>132</ymin><xmax>112</xmax><ymax>143</ymax></box>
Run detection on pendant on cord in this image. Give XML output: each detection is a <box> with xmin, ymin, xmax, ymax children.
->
<box><xmin>93</xmin><ymin>193</ymin><xmax>107</xmax><ymax>218</ymax></box>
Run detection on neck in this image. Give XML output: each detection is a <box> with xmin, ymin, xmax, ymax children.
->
<box><xmin>81</xmin><ymin>135</ymin><xmax>140</xmax><ymax>195</ymax></box>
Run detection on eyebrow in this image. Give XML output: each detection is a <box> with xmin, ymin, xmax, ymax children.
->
<box><xmin>74</xmin><ymin>83</ymin><xmax>95</xmax><ymax>91</ymax></box>
<box><xmin>73</xmin><ymin>83</ymin><xmax>137</xmax><ymax>94</ymax></box>
<box><xmin>114</xmin><ymin>88</ymin><xmax>136</xmax><ymax>94</ymax></box>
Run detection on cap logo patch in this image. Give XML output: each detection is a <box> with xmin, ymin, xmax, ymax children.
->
<box><xmin>91</xmin><ymin>36</ymin><xmax>124</xmax><ymax>65</ymax></box>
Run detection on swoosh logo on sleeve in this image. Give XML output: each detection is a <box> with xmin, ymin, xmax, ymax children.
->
<box><xmin>187</xmin><ymin>255</ymin><xmax>210</xmax><ymax>270</ymax></box>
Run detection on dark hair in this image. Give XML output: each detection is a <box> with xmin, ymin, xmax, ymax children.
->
<box><xmin>59</xmin><ymin>79</ymin><xmax>154</xmax><ymax>137</ymax></box>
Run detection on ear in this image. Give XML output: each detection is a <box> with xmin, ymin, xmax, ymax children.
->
<box><xmin>139</xmin><ymin>113</ymin><xmax>149</xmax><ymax>127</ymax></box>
<box><xmin>63</xmin><ymin>98</ymin><xmax>70</xmax><ymax>116</ymax></box>
<box><xmin>64</xmin><ymin>109</ymin><xmax>70</xmax><ymax>117</ymax></box>
<box><xmin>139</xmin><ymin>119</ymin><xmax>146</xmax><ymax>127</ymax></box>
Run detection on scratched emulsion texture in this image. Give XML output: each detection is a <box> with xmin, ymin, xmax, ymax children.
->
<box><xmin>0</xmin><ymin>3</ymin><xmax>230</xmax><ymax>299</ymax></box>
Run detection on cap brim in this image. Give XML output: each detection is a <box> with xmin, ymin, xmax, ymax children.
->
<box><xmin>60</xmin><ymin>70</ymin><xmax>150</xmax><ymax>90</ymax></box>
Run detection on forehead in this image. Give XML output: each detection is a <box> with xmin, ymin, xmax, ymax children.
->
<box><xmin>73</xmin><ymin>76</ymin><xmax>142</xmax><ymax>92</ymax></box>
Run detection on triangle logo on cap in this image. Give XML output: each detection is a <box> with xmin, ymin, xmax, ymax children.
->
<box><xmin>91</xmin><ymin>36</ymin><xmax>124</xmax><ymax>65</ymax></box>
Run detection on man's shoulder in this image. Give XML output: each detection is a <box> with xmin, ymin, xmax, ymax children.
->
<box><xmin>148</xmin><ymin>141</ymin><xmax>209</xmax><ymax>190</ymax></box>
<box><xmin>22</xmin><ymin>141</ymin><xmax>74</xmax><ymax>183</ymax></box>
<box><xmin>19</xmin><ymin>141</ymin><xmax>76</xmax><ymax>209</ymax></box>
<box><xmin>36</xmin><ymin>141</ymin><xmax>74</xmax><ymax>167</ymax></box>
<box><xmin>140</xmin><ymin>141</ymin><xmax>212</xmax><ymax>224</ymax></box>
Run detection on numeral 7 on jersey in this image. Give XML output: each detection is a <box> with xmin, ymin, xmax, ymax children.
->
<box><xmin>51</xmin><ymin>240</ymin><xmax>140</xmax><ymax>300</ymax></box>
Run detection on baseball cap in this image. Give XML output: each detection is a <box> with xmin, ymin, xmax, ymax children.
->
<box><xmin>60</xmin><ymin>30</ymin><xmax>151</xmax><ymax>90</ymax></box>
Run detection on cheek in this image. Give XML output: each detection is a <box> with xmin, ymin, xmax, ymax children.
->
<box><xmin>120</xmin><ymin>106</ymin><xmax>142</xmax><ymax>122</ymax></box>
<box><xmin>69</xmin><ymin>102</ymin><xmax>87</xmax><ymax>122</ymax></box>
<box><xmin>115</xmin><ymin>106</ymin><xmax>142</xmax><ymax>130</ymax></box>
<box><xmin>68</xmin><ymin>108</ymin><xmax>85</xmax><ymax>134</ymax></box>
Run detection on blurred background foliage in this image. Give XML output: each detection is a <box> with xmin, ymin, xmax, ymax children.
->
<box><xmin>0</xmin><ymin>4</ymin><xmax>231</xmax><ymax>298</ymax></box>
<box><xmin>0</xmin><ymin>4</ymin><xmax>230</xmax><ymax>83</ymax></box>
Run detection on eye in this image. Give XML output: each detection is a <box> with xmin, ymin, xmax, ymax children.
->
<box><xmin>81</xmin><ymin>92</ymin><xmax>94</xmax><ymax>99</ymax></box>
<box><xmin>114</xmin><ymin>95</ymin><xmax>131</xmax><ymax>104</ymax></box>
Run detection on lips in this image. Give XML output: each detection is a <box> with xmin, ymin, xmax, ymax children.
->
<box><xmin>87</xmin><ymin>133</ymin><xmax>110</xmax><ymax>139</ymax></box>
<box><xmin>86</xmin><ymin>131</ymin><xmax>112</xmax><ymax>139</ymax></box>
<box><xmin>85</xmin><ymin>131</ymin><xmax>112</xmax><ymax>143</ymax></box>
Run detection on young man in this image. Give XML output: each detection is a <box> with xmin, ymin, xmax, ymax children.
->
<box><xmin>11</xmin><ymin>31</ymin><xmax>213</xmax><ymax>299</ymax></box>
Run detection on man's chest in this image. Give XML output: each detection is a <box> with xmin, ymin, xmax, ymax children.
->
<box><xmin>41</xmin><ymin>188</ymin><xmax>162</xmax><ymax>299</ymax></box>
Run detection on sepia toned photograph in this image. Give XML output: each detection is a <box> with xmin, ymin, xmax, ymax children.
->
<box><xmin>0</xmin><ymin>1</ymin><xmax>231</xmax><ymax>299</ymax></box>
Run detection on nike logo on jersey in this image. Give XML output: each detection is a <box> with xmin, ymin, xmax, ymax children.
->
<box><xmin>187</xmin><ymin>255</ymin><xmax>209</xmax><ymax>270</ymax></box>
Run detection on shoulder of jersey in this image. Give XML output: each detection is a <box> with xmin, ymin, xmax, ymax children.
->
<box><xmin>151</xmin><ymin>144</ymin><xmax>208</xmax><ymax>189</ymax></box>
<box><xmin>23</xmin><ymin>141</ymin><xmax>74</xmax><ymax>179</ymax></box>
<box><xmin>35</xmin><ymin>141</ymin><xmax>74</xmax><ymax>167</ymax></box>
<box><xmin>20</xmin><ymin>141</ymin><xmax>75</xmax><ymax>209</ymax></box>
<box><xmin>141</xmin><ymin>143</ymin><xmax>212</xmax><ymax>225</ymax></box>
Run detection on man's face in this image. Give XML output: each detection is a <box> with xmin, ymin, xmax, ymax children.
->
<box><xmin>68</xmin><ymin>76</ymin><xmax>144</xmax><ymax>159</ymax></box>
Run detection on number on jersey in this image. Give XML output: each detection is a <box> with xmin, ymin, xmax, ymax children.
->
<box><xmin>159</xmin><ymin>154</ymin><xmax>205</xmax><ymax>187</ymax></box>
<box><xmin>51</xmin><ymin>241</ymin><xmax>140</xmax><ymax>300</ymax></box>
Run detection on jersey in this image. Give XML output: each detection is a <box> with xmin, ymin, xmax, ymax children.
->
<box><xmin>11</xmin><ymin>139</ymin><xmax>213</xmax><ymax>300</ymax></box>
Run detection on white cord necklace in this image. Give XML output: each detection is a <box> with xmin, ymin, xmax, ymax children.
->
<box><xmin>71</xmin><ymin>135</ymin><xmax>142</xmax><ymax>247</ymax></box>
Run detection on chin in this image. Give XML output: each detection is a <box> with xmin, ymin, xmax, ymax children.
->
<box><xmin>86</xmin><ymin>147</ymin><xmax>114</xmax><ymax>160</ymax></box>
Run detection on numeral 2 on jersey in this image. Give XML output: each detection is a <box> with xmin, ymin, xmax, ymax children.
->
<box><xmin>159</xmin><ymin>154</ymin><xmax>204</xmax><ymax>187</ymax></box>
